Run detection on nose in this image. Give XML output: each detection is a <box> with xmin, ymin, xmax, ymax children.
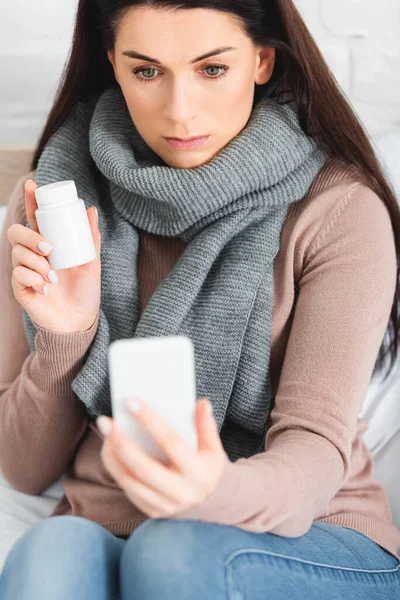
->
<box><xmin>163</xmin><ymin>79</ymin><xmax>199</xmax><ymax>127</ymax></box>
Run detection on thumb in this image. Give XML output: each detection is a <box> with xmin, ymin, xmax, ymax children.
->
<box><xmin>196</xmin><ymin>398</ymin><xmax>221</xmax><ymax>453</ymax></box>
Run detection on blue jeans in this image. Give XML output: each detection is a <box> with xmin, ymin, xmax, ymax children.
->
<box><xmin>0</xmin><ymin>515</ymin><xmax>399</xmax><ymax>599</ymax></box>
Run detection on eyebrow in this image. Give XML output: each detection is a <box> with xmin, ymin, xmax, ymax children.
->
<box><xmin>121</xmin><ymin>46</ymin><xmax>237</xmax><ymax>64</ymax></box>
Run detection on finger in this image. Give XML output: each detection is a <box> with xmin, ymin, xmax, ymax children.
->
<box><xmin>196</xmin><ymin>398</ymin><xmax>223</xmax><ymax>453</ymax></box>
<box><xmin>11</xmin><ymin>244</ymin><xmax>58</xmax><ymax>284</ymax></box>
<box><xmin>12</xmin><ymin>265</ymin><xmax>47</xmax><ymax>296</ymax></box>
<box><xmin>102</xmin><ymin>420</ymin><xmax>187</xmax><ymax>503</ymax></box>
<box><xmin>7</xmin><ymin>223</ymin><xmax>53</xmax><ymax>257</ymax></box>
<box><xmin>125</xmin><ymin>399</ymin><xmax>201</xmax><ymax>475</ymax></box>
<box><xmin>86</xmin><ymin>206</ymin><xmax>101</xmax><ymax>258</ymax></box>
<box><xmin>101</xmin><ymin>444</ymin><xmax>177</xmax><ymax>517</ymax></box>
<box><xmin>24</xmin><ymin>180</ymin><xmax>40</xmax><ymax>233</ymax></box>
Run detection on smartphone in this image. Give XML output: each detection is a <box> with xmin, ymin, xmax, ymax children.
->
<box><xmin>108</xmin><ymin>335</ymin><xmax>198</xmax><ymax>464</ymax></box>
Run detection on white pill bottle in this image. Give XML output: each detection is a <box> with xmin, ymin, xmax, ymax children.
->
<box><xmin>34</xmin><ymin>180</ymin><xmax>97</xmax><ymax>270</ymax></box>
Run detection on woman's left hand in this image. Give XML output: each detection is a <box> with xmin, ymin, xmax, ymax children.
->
<box><xmin>97</xmin><ymin>397</ymin><xmax>228</xmax><ymax>519</ymax></box>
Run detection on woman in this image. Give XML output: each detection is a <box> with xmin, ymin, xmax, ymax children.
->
<box><xmin>0</xmin><ymin>0</ymin><xmax>400</xmax><ymax>598</ymax></box>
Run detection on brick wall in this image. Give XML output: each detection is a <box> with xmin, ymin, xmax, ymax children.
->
<box><xmin>296</xmin><ymin>0</ymin><xmax>400</xmax><ymax>135</ymax></box>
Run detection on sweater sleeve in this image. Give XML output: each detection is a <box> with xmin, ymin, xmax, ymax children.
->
<box><xmin>167</xmin><ymin>182</ymin><xmax>397</xmax><ymax>537</ymax></box>
<box><xmin>0</xmin><ymin>174</ymin><xmax>98</xmax><ymax>495</ymax></box>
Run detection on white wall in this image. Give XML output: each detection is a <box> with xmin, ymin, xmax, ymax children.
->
<box><xmin>296</xmin><ymin>0</ymin><xmax>400</xmax><ymax>136</ymax></box>
<box><xmin>1</xmin><ymin>0</ymin><xmax>399</xmax><ymax>144</ymax></box>
<box><xmin>0</xmin><ymin>1</ymin><xmax>77</xmax><ymax>144</ymax></box>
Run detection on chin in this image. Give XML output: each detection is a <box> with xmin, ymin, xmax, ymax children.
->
<box><xmin>158</xmin><ymin>151</ymin><xmax>209</xmax><ymax>170</ymax></box>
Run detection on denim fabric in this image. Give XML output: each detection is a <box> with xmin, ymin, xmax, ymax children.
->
<box><xmin>0</xmin><ymin>515</ymin><xmax>399</xmax><ymax>599</ymax></box>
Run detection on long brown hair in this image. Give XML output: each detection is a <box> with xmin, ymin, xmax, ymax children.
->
<box><xmin>30</xmin><ymin>0</ymin><xmax>400</xmax><ymax>381</ymax></box>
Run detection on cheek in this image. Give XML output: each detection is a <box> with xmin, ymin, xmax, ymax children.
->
<box><xmin>124</xmin><ymin>96</ymin><xmax>161</xmax><ymax>139</ymax></box>
<box><xmin>219</xmin><ymin>86</ymin><xmax>254</xmax><ymax>122</ymax></box>
<box><xmin>215</xmin><ymin>98</ymin><xmax>254</xmax><ymax>148</ymax></box>
<box><xmin>119</xmin><ymin>75</ymin><xmax>160</xmax><ymax>113</ymax></box>
<box><xmin>211</xmin><ymin>71</ymin><xmax>255</xmax><ymax>114</ymax></box>
<box><xmin>125</xmin><ymin>93</ymin><xmax>155</xmax><ymax>116</ymax></box>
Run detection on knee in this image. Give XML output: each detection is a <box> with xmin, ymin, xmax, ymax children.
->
<box><xmin>4</xmin><ymin>516</ymin><xmax>106</xmax><ymax>567</ymax></box>
<box><xmin>0</xmin><ymin>516</ymin><xmax>120</xmax><ymax>599</ymax></box>
<box><xmin>21</xmin><ymin>515</ymin><xmax>102</xmax><ymax>543</ymax></box>
<box><xmin>119</xmin><ymin>519</ymin><xmax>228</xmax><ymax>596</ymax></box>
<box><xmin>121</xmin><ymin>518</ymin><xmax>215</xmax><ymax>573</ymax></box>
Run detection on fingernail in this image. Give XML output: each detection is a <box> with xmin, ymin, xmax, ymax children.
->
<box><xmin>97</xmin><ymin>416</ymin><xmax>112</xmax><ymax>436</ymax></box>
<box><xmin>43</xmin><ymin>285</ymin><xmax>49</xmax><ymax>296</ymax></box>
<box><xmin>206</xmin><ymin>400</ymin><xmax>213</xmax><ymax>415</ymax></box>
<box><xmin>25</xmin><ymin>179</ymin><xmax>33</xmax><ymax>189</ymax></box>
<box><xmin>94</xmin><ymin>207</ymin><xmax>98</xmax><ymax>223</ymax></box>
<box><xmin>37</xmin><ymin>241</ymin><xmax>53</xmax><ymax>254</ymax></box>
<box><xmin>47</xmin><ymin>269</ymin><xmax>58</xmax><ymax>283</ymax></box>
<box><xmin>126</xmin><ymin>398</ymin><xmax>141</xmax><ymax>414</ymax></box>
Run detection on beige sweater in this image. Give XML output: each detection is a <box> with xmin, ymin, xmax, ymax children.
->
<box><xmin>1</xmin><ymin>157</ymin><xmax>400</xmax><ymax>561</ymax></box>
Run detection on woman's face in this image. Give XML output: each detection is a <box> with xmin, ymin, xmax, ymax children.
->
<box><xmin>108</xmin><ymin>7</ymin><xmax>275</xmax><ymax>169</ymax></box>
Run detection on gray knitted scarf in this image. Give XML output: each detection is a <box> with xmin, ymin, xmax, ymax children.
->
<box><xmin>23</xmin><ymin>84</ymin><xmax>329</xmax><ymax>462</ymax></box>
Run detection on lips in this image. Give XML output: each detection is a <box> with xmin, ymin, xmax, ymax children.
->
<box><xmin>165</xmin><ymin>136</ymin><xmax>207</xmax><ymax>141</ymax></box>
<box><xmin>164</xmin><ymin>135</ymin><xmax>210</xmax><ymax>151</ymax></box>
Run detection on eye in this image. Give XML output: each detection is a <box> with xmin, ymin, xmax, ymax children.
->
<box><xmin>203</xmin><ymin>65</ymin><xmax>229</xmax><ymax>81</ymax></box>
<box><xmin>132</xmin><ymin>66</ymin><xmax>160</xmax><ymax>83</ymax></box>
<box><xmin>131</xmin><ymin>64</ymin><xmax>229</xmax><ymax>84</ymax></box>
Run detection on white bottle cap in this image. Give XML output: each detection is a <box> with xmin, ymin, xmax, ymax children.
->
<box><xmin>34</xmin><ymin>180</ymin><xmax>78</xmax><ymax>208</ymax></box>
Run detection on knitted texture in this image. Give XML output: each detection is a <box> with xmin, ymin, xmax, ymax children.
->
<box><xmin>23</xmin><ymin>84</ymin><xmax>329</xmax><ymax>461</ymax></box>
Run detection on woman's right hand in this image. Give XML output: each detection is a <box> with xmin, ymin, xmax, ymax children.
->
<box><xmin>7</xmin><ymin>179</ymin><xmax>102</xmax><ymax>333</ymax></box>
